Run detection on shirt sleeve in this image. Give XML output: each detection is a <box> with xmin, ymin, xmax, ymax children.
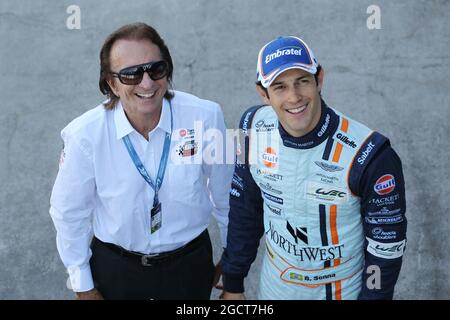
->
<box><xmin>202</xmin><ymin>103</ymin><xmax>234</xmax><ymax>247</ymax></box>
<box><xmin>356</xmin><ymin>145</ymin><xmax>407</xmax><ymax>300</ymax></box>
<box><xmin>49</xmin><ymin>130</ymin><xmax>96</xmax><ymax>292</ymax></box>
<box><xmin>221</xmin><ymin>107</ymin><xmax>265</xmax><ymax>293</ymax></box>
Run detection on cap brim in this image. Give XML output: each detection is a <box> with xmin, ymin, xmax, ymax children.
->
<box><xmin>261</xmin><ymin>64</ymin><xmax>317</xmax><ymax>88</ymax></box>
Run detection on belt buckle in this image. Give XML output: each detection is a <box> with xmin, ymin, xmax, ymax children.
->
<box><xmin>141</xmin><ymin>254</ymin><xmax>158</xmax><ymax>266</ymax></box>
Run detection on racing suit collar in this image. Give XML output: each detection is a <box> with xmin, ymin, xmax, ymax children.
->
<box><xmin>278</xmin><ymin>99</ymin><xmax>339</xmax><ymax>149</ymax></box>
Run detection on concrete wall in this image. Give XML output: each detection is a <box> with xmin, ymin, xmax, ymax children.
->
<box><xmin>0</xmin><ymin>0</ymin><xmax>448</xmax><ymax>299</ymax></box>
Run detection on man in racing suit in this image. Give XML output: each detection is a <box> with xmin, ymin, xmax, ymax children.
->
<box><xmin>220</xmin><ymin>36</ymin><xmax>407</xmax><ymax>300</ymax></box>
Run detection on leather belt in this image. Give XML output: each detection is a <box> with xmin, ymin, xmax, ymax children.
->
<box><xmin>93</xmin><ymin>229</ymin><xmax>207</xmax><ymax>266</ymax></box>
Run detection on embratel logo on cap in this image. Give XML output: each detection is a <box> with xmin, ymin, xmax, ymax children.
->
<box><xmin>374</xmin><ymin>174</ymin><xmax>396</xmax><ymax>195</ymax></box>
<box><xmin>257</xmin><ymin>36</ymin><xmax>318</xmax><ymax>88</ymax></box>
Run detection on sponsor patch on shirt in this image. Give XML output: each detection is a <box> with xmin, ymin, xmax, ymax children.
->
<box><xmin>374</xmin><ymin>174</ymin><xmax>396</xmax><ymax>195</ymax></box>
<box><xmin>365</xmin><ymin>215</ymin><xmax>404</xmax><ymax>225</ymax></box>
<box><xmin>230</xmin><ymin>188</ymin><xmax>241</xmax><ymax>198</ymax></box>
<box><xmin>254</xmin><ymin>119</ymin><xmax>276</xmax><ymax>133</ymax></box>
<box><xmin>367</xmin><ymin>207</ymin><xmax>401</xmax><ymax>216</ymax></box>
<box><xmin>314</xmin><ymin>161</ymin><xmax>344</xmax><ymax>172</ymax></box>
<box><xmin>175</xmin><ymin>128</ymin><xmax>198</xmax><ymax>157</ymax></box>
<box><xmin>259</xmin><ymin>182</ymin><xmax>283</xmax><ymax>195</ymax></box>
<box><xmin>366</xmin><ymin>237</ymin><xmax>406</xmax><ymax>259</ymax></box>
<box><xmin>262</xmin><ymin>191</ymin><xmax>284</xmax><ymax>204</ymax></box>
<box><xmin>232</xmin><ymin>173</ymin><xmax>244</xmax><ymax>190</ymax></box>
<box><xmin>335</xmin><ymin>132</ymin><xmax>358</xmax><ymax>149</ymax></box>
<box><xmin>266</xmin><ymin>203</ymin><xmax>282</xmax><ymax>216</ymax></box>
<box><xmin>306</xmin><ymin>181</ymin><xmax>348</xmax><ymax>203</ymax></box>
<box><xmin>371</xmin><ymin>227</ymin><xmax>398</xmax><ymax>240</ymax></box>
<box><xmin>369</xmin><ymin>193</ymin><xmax>400</xmax><ymax>207</ymax></box>
<box><xmin>261</xmin><ymin>147</ymin><xmax>278</xmax><ymax>168</ymax></box>
<box><xmin>255</xmin><ymin>168</ymin><xmax>283</xmax><ymax>181</ymax></box>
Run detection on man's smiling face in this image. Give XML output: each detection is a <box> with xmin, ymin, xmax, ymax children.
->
<box><xmin>257</xmin><ymin>68</ymin><xmax>324</xmax><ymax>138</ymax></box>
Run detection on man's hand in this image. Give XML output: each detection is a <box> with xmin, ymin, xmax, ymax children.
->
<box><xmin>75</xmin><ymin>288</ymin><xmax>104</xmax><ymax>300</ymax></box>
<box><xmin>220</xmin><ymin>291</ymin><xmax>246</xmax><ymax>300</ymax></box>
<box><xmin>212</xmin><ymin>262</ymin><xmax>222</xmax><ymax>288</ymax></box>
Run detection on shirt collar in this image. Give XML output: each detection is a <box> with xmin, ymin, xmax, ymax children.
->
<box><xmin>114</xmin><ymin>99</ymin><xmax>171</xmax><ymax>140</ymax></box>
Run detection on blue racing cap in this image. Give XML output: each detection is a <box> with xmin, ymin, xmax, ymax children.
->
<box><xmin>257</xmin><ymin>36</ymin><xmax>319</xmax><ymax>88</ymax></box>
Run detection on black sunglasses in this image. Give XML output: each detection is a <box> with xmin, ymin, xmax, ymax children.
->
<box><xmin>111</xmin><ymin>60</ymin><xmax>169</xmax><ymax>85</ymax></box>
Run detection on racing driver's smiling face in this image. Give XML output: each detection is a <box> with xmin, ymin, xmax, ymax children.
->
<box><xmin>257</xmin><ymin>68</ymin><xmax>324</xmax><ymax>138</ymax></box>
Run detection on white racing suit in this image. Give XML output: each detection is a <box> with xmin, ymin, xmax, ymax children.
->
<box><xmin>222</xmin><ymin>100</ymin><xmax>407</xmax><ymax>300</ymax></box>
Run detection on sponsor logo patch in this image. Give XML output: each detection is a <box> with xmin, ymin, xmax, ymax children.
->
<box><xmin>368</xmin><ymin>207</ymin><xmax>401</xmax><ymax>216</ymax></box>
<box><xmin>266</xmin><ymin>204</ymin><xmax>282</xmax><ymax>216</ymax></box>
<box><xmin>230</xmin><ymin>188</ymin><xmax>241</xmax><ymax>198</ymax></box>
<box><xmin>317</xmin><ymin>114</ymin><xmax>331</xmax><ymax>137</ymax></box>
<box><xmin>261</xmin><ymin>147</ymin><xmax>278</xmax><ymax>168</ymax></box>
<box><xmin>371</xmin><ymin>227</ymin><xmax>398</xmax><ymax>240</ymax></box>
<box><xmin>369</xmin><ymin>194</ymin><xmax>400</xmax><ymax>207</ymax></box>
<box><xmin>176</xmin><ymin>140</ymin><xmax>198</xmax><ymax>157</ymax></box>
<box><xmin>255</xmin><ymin>119</ymin><xmax>276</xmax><ymax>132</ymax></box>
<box><xmin>286</xmin><ymin>221</ymin><xmax>308</xmax><ymax>245</ymax></box>
<box><xmin>306</xmin><ymin>181</ymin><xmax>347</xmax><ymax>203</ymax></box>
<box><xmin>366</xmin><ymin>238</ymin><xmax>406</xmax><ymax>259</ymax></box>
<box><xmin>232</xmin><ymin>174</ymin><xmax>244</xmax><ymax>190</ymax></box>
<box><xmin>262</xmin><ymin>191</ymin><xmax>283</xmax><ymax>204</ymax></box>
<box><xmin>259</xmin><ymin>182</ymin><xmax>282</xmax><ymax>195</ymax></box>
<box><xmin>336</xmin><ymin>132</ymin><xmax>358</xmax><ymax>148</ymax></box>
<box><xmin>374</xmin><ymin>174</ymin><xmax>396</xmax><ymax>195</ymax></box>
<box><xmin>266</xmin><ymin>221</ymin><xmax>345</xmax><ymax>262</ymax></box>
<box><xmin>357</xmin><ymin>141</ymin><xmax>375</xmax><ymax>165</ymax></box>
<box><xmin>176</xmin><ymin>128</ymin><xmax>198</xmax><ymax>157</ymax></box>
<box><xmin>365</xmin><ymin>215</ymin><xmax>404</xmax><ymax>225</ymax></box>
<box><xmin>256</xmin><ymin>168</ymin><xmax>283</xmax><ymax>181</ymax></box>
<box><xmin>316</xmin><ymin>173</ymin><xmax>339</xmax><ymax>184</ymax></box>
<box><xmin>242</xmin><ymin>112</ymin><xmax>252</xmax><ymax>133</ymax></box>
<box><xmin>314</xmin><ymin>161</ymin><xmax>344</xmax><ymax>172</ymax></box>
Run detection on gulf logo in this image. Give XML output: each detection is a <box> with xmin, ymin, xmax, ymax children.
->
<box><xmin>374</xmin><ymin>174</ymin><xmax>396</xmax><ymax>195</ymax></box>
<box><xmin>261</xmin><ymin>147</ymin><xmax>278</xmax><ymax>168</ymax></box>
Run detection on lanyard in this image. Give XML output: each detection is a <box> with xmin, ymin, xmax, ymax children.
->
<box><xmin>122</xmin><ymin>102</ymin><xmax>173</xmax><ymax>207</ymax></box>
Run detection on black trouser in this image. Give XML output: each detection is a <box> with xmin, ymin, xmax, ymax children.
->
<box><xmin>89</xmin><ymin>230</ymin><xmax>215</xmax><ymax>300</ymax></box>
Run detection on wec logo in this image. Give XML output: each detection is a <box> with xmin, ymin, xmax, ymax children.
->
<box><xmin>316</xmin><ymin>188</ymin><xmax>346</xmax><ymax>198</ymax></box>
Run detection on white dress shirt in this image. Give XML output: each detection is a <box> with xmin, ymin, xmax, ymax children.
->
<box><xmin>49</xmin><ymin>91</ymin><xmax>234</xmax><ymax>292</ymax></box>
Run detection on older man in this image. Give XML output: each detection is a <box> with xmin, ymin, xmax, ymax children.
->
<box><xmin>50</xmin><ymin>23</ymin><xmax>233</xmax><ymax>300</ymax></box>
